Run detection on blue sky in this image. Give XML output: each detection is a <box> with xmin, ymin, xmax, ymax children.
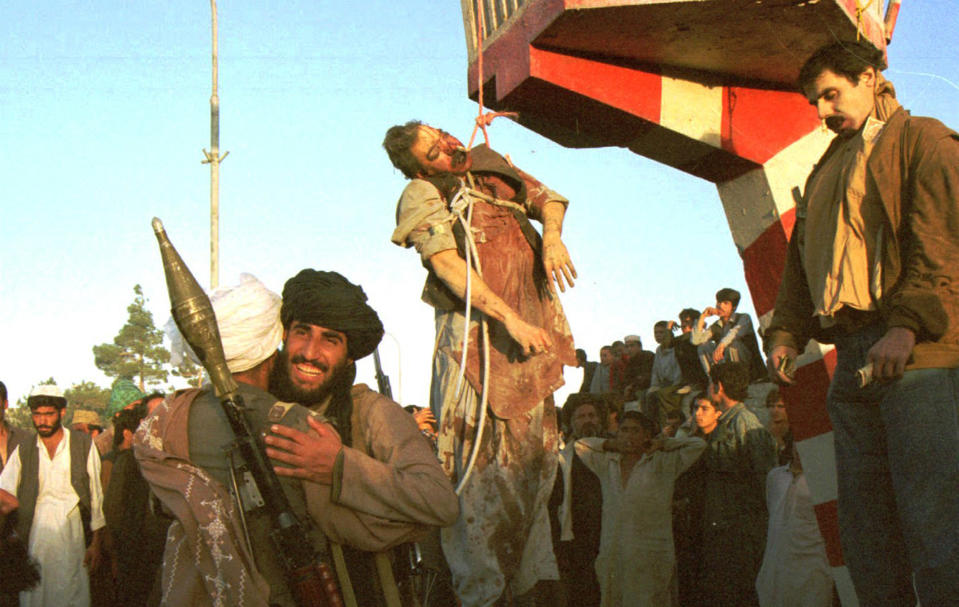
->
<box><xmin>2</xmin><ymin>1</ymin><xmax>958</xmax><ymax>408</ymax></box>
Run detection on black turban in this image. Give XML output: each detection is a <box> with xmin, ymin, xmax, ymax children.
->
<box><xmin>281</xmin><ymin>269</ymin><xmax>384</xmax><ymax>360</ymax></box>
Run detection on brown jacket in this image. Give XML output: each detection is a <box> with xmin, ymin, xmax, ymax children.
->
<box><xmin>304</xmin><ymin>384</ymin><xmax>459</xmax><ymax>551</ymax></box>
<box><xmin>766</xmin><ymin>108</ymin><xmax>959</xmax><ymax>369</ymax></box>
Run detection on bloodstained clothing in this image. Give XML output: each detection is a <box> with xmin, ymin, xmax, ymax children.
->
<box><xmin>392</xmin><ymin>145</ymin><xmax>576</xmax><ymax>606</ymax></box>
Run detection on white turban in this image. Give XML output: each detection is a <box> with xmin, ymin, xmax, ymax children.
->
<box><xmin>166</xmin><ymin>273</ymin><xmax>283</xmax><ymax>374</ymax></box>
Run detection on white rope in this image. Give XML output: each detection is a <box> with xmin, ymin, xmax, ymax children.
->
<box><xmin>451</xmin><ymin>186</ymin><xmax>473</xmax><ymax>403</ymax></box>
<box><xmin>448</xmin><ymin>180</ymin><xmax>491</xmax><ymax>495</ymax></box>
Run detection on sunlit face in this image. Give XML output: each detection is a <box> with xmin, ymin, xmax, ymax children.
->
<box><xmin>694</xmin><ymin>399</ymin><xmax>721</xmax><ymax>434</ymax></box>
<box><xmin>31</xmin><ymin>406</ymin><xmax>64</xmax><ymax>438</ymax></box>
<box><xmin>716</xmin><ymin>300</ymin><xmax>735</xmax><ymax>321</ymax></box>
<box><xmin>599</xmin><ymin>348</ymin><xmax>614</xmax><ymax>366</ymax></box>
<box><xmin>653</xmin><ymin>325</ymin><xmax>670</xmax><ymax>345</ymax></box>
<box><xmin>570</xmin><ymin>403</ymin><xmax>601</xmax><ymax>439</ymax></box>
<box><xmin>409</xmin><ymin>125</ymin><xmax>472</xmax><ymax>176</ymax></box>
<box><xmin>273</xmin><ymin>321</ymin><xmax>352</xmax><ymax>405</ymax></box>
<box><xmin>625</xmin><ymin>341</ymin><xmax>642</xmax><ymax>358</ymax></box>
<box><xmin>805</xmin><ymin>68</ymin><xmax>876</xmax><ymax>136</ymax></box>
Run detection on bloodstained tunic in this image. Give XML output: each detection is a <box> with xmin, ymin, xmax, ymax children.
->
<box><xmin>392</xmin><ymin>145</ymin><xmax>576</xmax><ymax>606</ymax></box>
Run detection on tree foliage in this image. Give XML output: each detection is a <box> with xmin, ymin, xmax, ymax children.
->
<box><xmin>63</xmin><ymin>381</ymin><xmax>111</xmax><ymax>427</ymax></box>
<box><xmin>64</xmin><ymin>381</ymin><xmax>111</xmax><ymax>411</ymax></box>
<box><xmin>93</xmin><ymin>284</ymin><xmax>170</xmax><ymax>391</ymax></box>
<box><xmin>170</xmin><ymin>357</ymin><xmax>204</xmax><ymax>389</ymax></box>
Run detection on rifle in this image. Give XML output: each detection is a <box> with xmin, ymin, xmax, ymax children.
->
<box><xmin>152</xmin><ymin>218</ymin><xmax>342</xmax><ymax>607</ymax></box>
<box><xmin>371</xmin><ymin>348</ymin><xmax>432</xmax><ymax>607</ymax></box>
<box><xmin>0</xmin><ymin>511</ymin><xmax>40</xmax><ymax>595</ymax></box>
<box><xmin>372</xmin><ymin>348</ymin><xmax>392</xmax><ymax>400</ymax></box>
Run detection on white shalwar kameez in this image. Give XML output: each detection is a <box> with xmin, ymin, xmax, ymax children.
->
<box><xmin>0</xmin><ymin>430</ymin><xmax>105</xmax><ymax>607</ymax></box>
<box><xmin>575</xmin><ymin>436</ymin><xmax>705</xmax><ymax>607</ymax></box>
<box><xmin>756</xmin><ymin>466</ymin><xmax>833</xmax><ymax>607</ymax></box>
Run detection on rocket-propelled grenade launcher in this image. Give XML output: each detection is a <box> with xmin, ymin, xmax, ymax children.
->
<box><xmin>151</xmin><ymin>218</ymin><xmax>343</xmax><ymax>607</ymax></box>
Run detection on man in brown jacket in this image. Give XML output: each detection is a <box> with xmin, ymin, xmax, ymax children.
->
<box><xmin>765</xmin><ymin>40</ymin><xmax>959</xmax><ymax>606</ymax></box>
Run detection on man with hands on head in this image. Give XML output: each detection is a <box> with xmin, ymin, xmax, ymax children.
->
<box><xmin>575</xmin><ymin>411</ymin><xmax>704</xmax><ymax>607</ymax></box>
<box><xmin>765</xmin><ymin>40</ymin><xmax>959</xmax><ymax>606</ymax></box>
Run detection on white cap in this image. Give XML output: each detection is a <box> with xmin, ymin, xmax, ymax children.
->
<box><xmin>30</xmin><ymin>384</ymin><xmax>64</xmax><ymax>398</ymax></box>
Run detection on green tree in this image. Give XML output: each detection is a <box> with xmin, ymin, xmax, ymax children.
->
<box><xmin>93</xmin><ymin>285</ymin><xmax>170</xmax><ymax>391</ymax></box>
<box><xmin>64</xmin><ymin>381</ymin><xmax>110</xmax><ymax>411</ymax></box>
<box><xmin>63</xmin><ymin>380</ymin><xmax>111</xmax><ymax>427</ymax></box>
<box><xmin>170</xmin><ymin>357</ymin><xmax>204</xmax><ymax>389</ymax></box>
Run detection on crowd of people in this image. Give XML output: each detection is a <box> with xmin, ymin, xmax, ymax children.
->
<box><xmin>549</xmin><ymin>289</ymin><xmax>834</xmax><ymax>607</ymax></box>
<box><xmin>0</xmin><ymin>37</ymin><xmax>957</xmax><ymax>607</ymax></box>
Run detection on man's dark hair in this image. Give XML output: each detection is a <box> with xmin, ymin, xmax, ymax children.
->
<box><xmin>562</xmin><ymin>393</ymin><xmax>606</xmax><ymax>428</ymax></box>
<box><xmin>600</xmin><ymin>345</ymin><xmax>612</xmax><ymax>354</ymax></box>
<box><xmin>654</xmin><ymin>320</ymin><xmax>670</xmax><ymax>331</ymax></box>
<box><xmin>620</xmin><ymin>410</ymin><xmax>658</xmax><ymax>437</ymax></box>
<box><xmin>666</xmin><ymin>409</ymin><xmax>686</xmax><ymax>424</ymax></box>
<box><xmin>113</xmin><ymin>407</ymin><xmax>145</xmax><ymax>449</ymax></box>
<box><xmin>679</xmin><ymin>308</ymin><xmax>700</xmax><ymax>324</ymax></box>
<box><xmin>0</xmin><ymin>381</ymin><xmax>6</xmax><ymax>403</ymax></box>
<box><xmin>765</xmin><ymin>386</ymin><xmax>783</xmax><ymax>407</ymax></box>
<box><xmin>715</xmin><ymin>287</ymin><xmax>741</xmax><ymax>309</ymax></box>
<box><xmin>575</xmin><ymin>348</ymin><xmax>587</xmax><ymax>365</ymax></box>
<box><xmin>709</xmin><ymin>361</ymin><xmax>750</xmax><ymax>402</ymax></box>
<box><xmin>27</xmin><ymin>395</ymin><xmax>66</xmax><ymax>411</ymax></box>
<box><xmin>798</xmin><ymin>40</ymin><xmax>886</xmax><ymax>93</ymax></box>
<box><xmin>383</xmin><ymin>120</ymin><xmax>424</xmax><ymax>179</ymax></box>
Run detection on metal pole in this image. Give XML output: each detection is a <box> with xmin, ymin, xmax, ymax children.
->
<box><xmin>202</xmin><ymin>0</ymin><xmax>228</xmax><ymax>289</ymax></box>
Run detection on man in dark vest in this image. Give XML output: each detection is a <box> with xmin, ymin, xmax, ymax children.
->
<box><xmin>0</xmin><ymin>383</ymin><xmax>105</xmax><ymax>607</ymax></box>
<box><xmin>550</xmin><ymin>393</ymin><xmax>604</xmax><ymax>607</ymax></box>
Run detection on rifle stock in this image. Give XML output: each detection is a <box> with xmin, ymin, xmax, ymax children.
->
<box><xmin>152</xmin><ymin>218</ymin><xmax>342</xmax><ymax>607</ymax></box>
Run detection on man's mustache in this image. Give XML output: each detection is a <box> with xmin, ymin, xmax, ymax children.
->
<box><xmin>826</xmin><ymin>115</ymin><xmax>845</xmax><ymax>132</ymax></box>
<box><xmin>291</xmin><ymin>355</ymin><xmax>329</xmax><ymax>373</ymax></box>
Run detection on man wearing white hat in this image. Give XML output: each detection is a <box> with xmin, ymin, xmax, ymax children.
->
<box><xmin>0</xmin><ymin>383</ymin><xmax>106</xmax><ymax>607</ymax></box>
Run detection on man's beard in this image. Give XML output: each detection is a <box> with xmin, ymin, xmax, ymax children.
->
<box><xmin>269</xmin><ymin>350</ymin><xmax>352</xmax><ymax>407</ymax></box>
<box><xmin>33</xmin><ymin>418</ymin><xmax>62</xmax><ymax>438</ymax></box>
<box><xmin>450</xmin><ymin>148</ymin><xmax>468</xmax><ymax>170</ymax></box>
<box><xmin>573</xmin><ymin>422</ymin><xmax>600</xmax><ymax>440</ymax></box>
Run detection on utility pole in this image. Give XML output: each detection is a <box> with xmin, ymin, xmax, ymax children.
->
<box><xmin>202</xmin><ymin>0</ymin><xmax>228</xmax><ymax>289</ymax></box>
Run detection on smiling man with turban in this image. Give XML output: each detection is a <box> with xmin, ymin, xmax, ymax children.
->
<box><xmin>141</xmin><ymin>271</ymin><xmax>456</xmax><ymax>606</ymax></box>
